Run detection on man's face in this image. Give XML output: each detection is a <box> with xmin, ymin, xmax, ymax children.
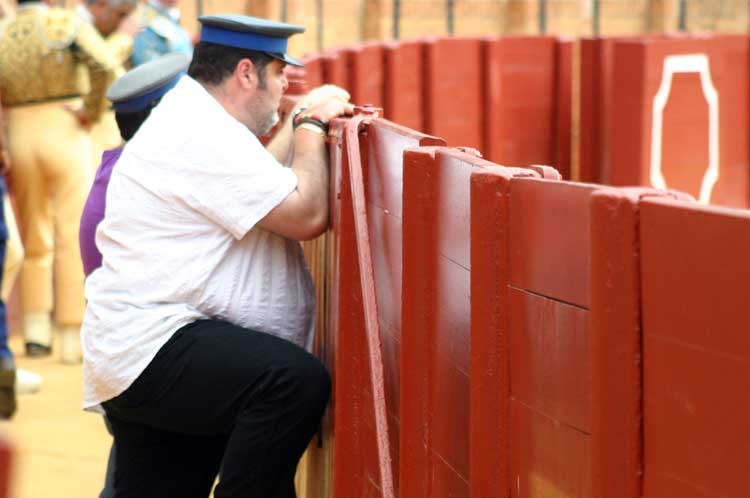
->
<box><xmin>250</xmin><ymin>59</ymin><xmax>289</xmax><ymax>136</ymax></box>
<box><xmin>91</xmin><ymin>0</ymin><xmax>135</xmax><ymax>36</ymax></box>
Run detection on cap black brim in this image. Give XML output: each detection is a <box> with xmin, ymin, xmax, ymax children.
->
<box><xmin>268</xmin><ymin>52</ymin><xmax>304</xmax><ymax>67</ymax></box>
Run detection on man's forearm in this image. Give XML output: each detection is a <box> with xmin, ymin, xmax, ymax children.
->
<box><xmin>289</xmin><ymin>128</ymin><xmax>329</xmax><ymax>230</ymax></box>
<box><xmin>266</xmin><ymin>111</ymin><xmax>295</xmax><ymax>165</ymax></box>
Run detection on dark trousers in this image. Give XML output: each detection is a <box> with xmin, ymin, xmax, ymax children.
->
<box><xmin>103</xmin><ymin>319</ymin><xmax>330</xmax><ymax>498</ymax></box>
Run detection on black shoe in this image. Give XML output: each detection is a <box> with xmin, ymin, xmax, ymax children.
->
<box><xmin>25</xmin><ymin>342</ymin><xmax>52</xmax><ymax>358</ymax></box>
<box><xmin>0</xmin><ymin>356</ymin><xmax>16</xmax><ymax>419</ymax></box>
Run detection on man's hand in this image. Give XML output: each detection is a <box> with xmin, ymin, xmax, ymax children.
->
<box><xmin>299</xmin><ymin>96</ymin><xmax>355</xmax><ymax>128</ymax></box>
<box><xmin>0</xmin><ymin>149</ymin><xmax>11</xmax><ymax>175</ymax></box>
<box><xmin>298</xmin><ymin>85</ymin><xmax>351</xmax><ymax>111</ymax></box>
<box><xmin>64</xmin><ymin>105</ymin><xmax>92</xmax><ymax>129</ymax></box>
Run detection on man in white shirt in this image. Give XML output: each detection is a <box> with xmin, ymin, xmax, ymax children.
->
<box><xmin>81</xmin><ymin>14</ymin><xmax>353</xmax><ymax>498</ymax></box>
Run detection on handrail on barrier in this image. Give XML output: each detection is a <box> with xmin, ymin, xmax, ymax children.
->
<box><xmin>343</xmin><ymin>107</ymin><xmax>396</xmax><ymax>498</ymax></box>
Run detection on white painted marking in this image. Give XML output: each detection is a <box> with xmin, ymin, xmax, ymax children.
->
<box><xmin>650</xmin><ymin>53</ymin><xmax>719</xmax><ymax>204</ymax></box>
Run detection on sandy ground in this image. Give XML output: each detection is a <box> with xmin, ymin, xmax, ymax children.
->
<box><xmin>0</xmin><ymin>336</ymin><xmax>111</xmax><ymax>498</ymax></box>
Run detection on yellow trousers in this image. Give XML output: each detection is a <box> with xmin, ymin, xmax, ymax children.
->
<box><xmin>6</xmin><ymin>99</ymin><xmax>93</xmax><ymax>327</ymax></box>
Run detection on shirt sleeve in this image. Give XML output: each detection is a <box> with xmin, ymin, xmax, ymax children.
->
<box><xmin>178</xmin><ymin>131</ymin><xmax>299</xmax><ymax>240</ymax></box>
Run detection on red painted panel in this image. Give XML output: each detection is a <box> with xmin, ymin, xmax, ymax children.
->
<box><xmin>365</xmin><ymin>120</ymin><xmax>444</xmax><ymax>493</ymax></box>
<box><xmin>332</xmin><ymin>118</ymin><xmax>442</xmax><ymax>498</ymax></box>
<box><xmin>302</xmin><ymin>54</ymin><xmax>325</xmax><ymax>89</ymax></box>
<box><xmin>424</xmin><ymin>38</ymin><xmax>483</xmax><ymax>151</ymax></box>
<box><xmin>640</xmin><ymin>197</ymin><xmax>750</xmax><ymax>498</ymax></box>
<box><xmin>610</xmin><ymin>37</ymin><xmax>749</xmax><ymax>207</ymax></box>
<box><xmin>329</xmin><ymin>118</ymin><xmax>379</xmax><ymax>498</ymax></box>
<box><xmin>712</xmin><ymin>34</ymin><xmax>750</xmax><ymax>208</ymax></box>
<box><xmin>510</xmin><ymin>400</ymin><xmax>591</xmax><ymax>498</ymax></box>
<box><xmin>589</xmin><ymin>189</ymin><xmax>643</xmax><ymax>498</ymax></box>
<box><xmin>384</xmin><ymin>41</ymin><xmax>425</xmax><ymax>131</ymax></box>
<box><xmin>483</xmin><ymin>36</ymin><xmax>557</xmax><ymax>167</ymax></box>
<box><xmin>349</xmin><ymin>44</ymin><xmax>385</xmax><ymax>108</ymax></box>
<box><xmin>579</xmin><ymin>38</ymin><xmax>606</xmax><ymax>183</ymax></box>
<box><xmin>402</xmin><ymin>147</ymin><xmax>505</xmax><ymax>498</ymax></box>
<box><xmin>323</xmin><ymin>50</ymin><xmax>351</xmax><ymax>89</ymax></box>
<box><xmin>609</xmin><ymin>41</ymin><xmax>648</xmax><ymax>187</ymax></box>
<box><xmin>579</xmin><ymin>36</ymin><xmax>646</xmax><ymax>183</ymax></box>
<box><xmin>554</xmin><ymin>38</ymin><xmax>573</xmax><ymax>180</ymax></box>
<box><xmin>508</xmin><ymin>287</ymin><xmax>591</xmax><ymax>432</ymax></box>
<box><xmin>508</xmin><ymin>179</ymin><xmax>599</xmax><ymax>307</ymax></box>
<box><xmin>469</xmin><ymin>166</ymin><xmax>540</xmax><ymax>498</ymax></box>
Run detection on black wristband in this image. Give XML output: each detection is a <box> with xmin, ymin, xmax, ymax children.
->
<box><xmin>294</xmin><ymin>116</ymin><xmax>328</xmax><ymax>134</ymax></box>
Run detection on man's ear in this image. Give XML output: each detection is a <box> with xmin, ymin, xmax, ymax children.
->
<box><xmin>236</xmin><ymin>59</ymin><xmax>257</xmax><ymax>90</ymax></box>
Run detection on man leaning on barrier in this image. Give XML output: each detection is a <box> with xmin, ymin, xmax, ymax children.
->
<box><xmin>80</xmin><ymin>13</ymin><xmax>354</xmax><ymax>498</ymax></box>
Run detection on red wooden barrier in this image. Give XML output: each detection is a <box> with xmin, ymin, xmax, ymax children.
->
<box><xmin>639</xmin><ymin>197</ymin><xmax>750</xmax><ymax>498</ymax></box>
<box><xmin>610</xmin><ymin>36</ymin><xmax>750</xmax><ymax>207</ymax></box>
<box><xmin>384</xmin><ymin>41</ymin><xmax>425</xmax><ymax>132</ymax></box>
<box><xmin>424</xmin><ymin>38</ymin><xmax>484</xmax><ymax>151</ymax></box>
<box><xmin>328</xmin><ymin>114</ymin><xmax>444</xmax><ymax>498</ymax></box>
<box><xmin>482</xmin><ymin>36</ymin><xmax>558</xmax><ymax>169</ymax></box>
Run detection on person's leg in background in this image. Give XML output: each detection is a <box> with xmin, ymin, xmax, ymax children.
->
<box><xmin>40</xmin><ymin>101</ymin><xmax>93</xmax><ymax>364</ymax></box>
<box><xmin>6</xmin><ymin>103</ymin><xmax>55</xmax><ymax>357</ymax></box>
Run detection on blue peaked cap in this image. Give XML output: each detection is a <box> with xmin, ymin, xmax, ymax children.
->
<box><xmin>108</xmin><ymin>53</ymin><xmax>191</xmax><ymax>113</ymax></box>
<box><xmin>198</xmin><ymin>14</ymin><xmax>305</xmax><ymax>67</ymax></box>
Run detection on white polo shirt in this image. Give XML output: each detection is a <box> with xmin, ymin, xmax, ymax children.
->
<box><xmin>81</xmin><ymin>76</ymin><xmax>315</xmax><ymax>410</ymax></box>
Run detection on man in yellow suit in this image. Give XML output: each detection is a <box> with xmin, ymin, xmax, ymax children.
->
<box><xmin>0</xmin><ymin>0</ymin><xmax>120</xmax><ymax>363</ymax></box>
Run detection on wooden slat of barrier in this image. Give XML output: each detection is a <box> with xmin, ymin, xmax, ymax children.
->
<box><xmin>469</xmin><ymin>166</ymin><xmax>540</xmax><ymax>498</ymax></box>
<box><xmin>383</xmin><ymin>41</ymin><xmax>425</xmax><ymax>132</ymax></box>
<box><xmin>482</xmin><ymin>36</ymin><xmax>557</xmax><ymax>169</ymax></box>
<box><xmin>329</xmin><ymin>115</ymin><xmax>444</xmax><ymax>498</ymax></box>
<box><xmin>301</xmin><ymin>54</ymin><xmax>325</xmax><ymax>89</ymax></box>
<box><xmin>589</xmin><ymin>187</ymin><xmax>687</xmax><ymax>498</ymax></box>
<box><xmin>401</xmin><ymin>147</ymin><xmax>477</xmax><ymax>498</ymax></box>
<box><xmin>424</xmin><ymin>38</ymin><xmax>483</xmax><ymax>151</ymax></box>
<box><xmin>555</xmin><ymin>38</ymin><xmax>574</xmax><ymax>180</ymax></box>
<box><xmin>366</xmin><ymin>120</ymin><xmax>445</xmax><ymax>496</ymax></box>
<box><xmin>509</xmin><ymin>179</ymin><xmax>597</xmax><ymax>308</ymax></box>
<box><xmin>578</xmin><ymin>38</ymin><xmax>615</xmax><ymax>184</ymax></box>
<box><xmin>323</xmin><ymin>50</ymin><xmax>351</xmax><ymax>89</ymax></box>
<box><xmin>639</xmin><ymin>197</ymin><xmax>750</xmax><ymax>498</ymax></box>
<box><xmin>349</xmin><ymin>43</ymin><xmax>385</xmax><ymax>108</ymax></box>
<box><xmin>506</xmin><ymin>178</ymin><xmax>603</xmax><ymax>498</ymax></box>
<box><xmin>589</xmin><ymin>189</ymin><xmax>643</xmax><ymax>498</ymax></box>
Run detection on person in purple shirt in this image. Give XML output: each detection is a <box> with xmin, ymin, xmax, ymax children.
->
<box><xmin>78</xmin><ymin>52</ymin><xmax>190</xmax><ymax>498</ymax></box>
<box><xmin>80</xmin><ymin>52</ymin><xmax>191</xmax><ymax>279</ymax></box>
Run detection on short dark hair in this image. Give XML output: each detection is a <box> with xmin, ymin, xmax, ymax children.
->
<box><xmin>114</xmin><ymin>107</ymin><xmax>153</xmax><ymax>141</ymax></box>
<box><xmin>188</xmin><ymin>42</ymin><xmax>274</xmax><ymax>87</ymax></box>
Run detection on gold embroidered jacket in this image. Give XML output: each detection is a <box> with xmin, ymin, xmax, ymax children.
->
<box><xmin>0</xmin><ymin>5</ymin><xmax>121</xmax><ymax>122</ymax></box>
